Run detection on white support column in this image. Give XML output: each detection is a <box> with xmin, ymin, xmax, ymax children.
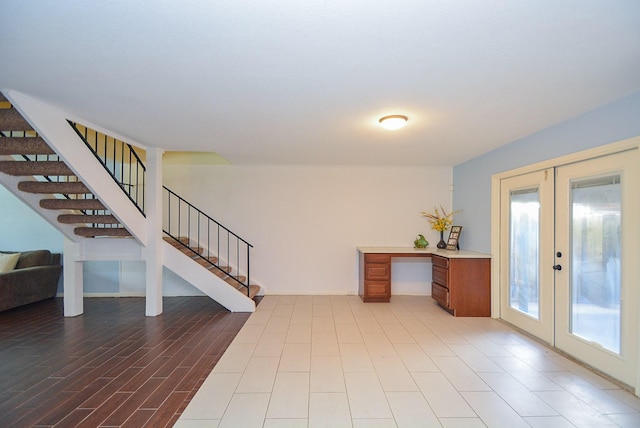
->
<box><xmin>63</xmin><ymin>237</ymin><xmax>83</xmax><ymax>317</ymax></box>
<box><xmin>144</xmin><ymin>147</ymin><xmax>164</xmax><ymax>316</ymax></box>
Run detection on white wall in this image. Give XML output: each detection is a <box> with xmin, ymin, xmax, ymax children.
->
<box><xmin>2</xmin><ymin>162</ymin><xmax>452</xmax><ymax>297</ymax></box>
<box><xmin>164</xmin><ymin>164</ymin><xmax>452</xmax><ymax>295</ymax></box>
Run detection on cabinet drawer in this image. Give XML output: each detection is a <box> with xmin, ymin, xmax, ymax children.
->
<box><xmin>431</xmin><ymin>282</ymin><xmax>449</xmax><ymax>308</ymax></box>
<box><xmin>432</xmin><ymin>265</ymin><xmax>449</xmax><ymax>288</ymax></box>
<box><xmin>365</xmin><ymin>264</ymin><xmax>390</xmax><ymax>280</ymax></box>
<box><xmin>364</xmin><ymin>280</ymin><xmax>389</xmax><ymax>297</ymax></box>
<box><xmin>432</xmin><ymin>255</ymin><xmax>449</xmax><ymax>268</ymax></box>
<box><xmin>365</xmin><ymin>254</ymin><xmax>391</xmax><ymax>263</ymax></box>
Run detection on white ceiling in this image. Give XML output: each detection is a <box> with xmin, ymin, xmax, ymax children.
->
<box><xmin>1</xmin><ymin>1</ymin><xmax>639</xmax><ymax>166</ymax></box>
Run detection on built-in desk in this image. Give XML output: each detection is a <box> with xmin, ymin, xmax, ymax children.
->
<box><xmin>357</xmin><ymin>247</ymin><xmax>491</xmax><ymax>316</ymax></box>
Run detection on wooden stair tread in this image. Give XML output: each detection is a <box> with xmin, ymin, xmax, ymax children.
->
<box><xmin>0</xmin><ymin>137</ymin><xmax>55</xmax><ymax>155</ymax></box>
<box><xmin>0</xmin><ymin>160</ymin><xmax>74</xmax><ymax>176</ymax></box>
<box><xmin>210</xmin><ymin>266</ymin><xmax>232</xmax><ymax>278</ymax></box>
<box><xmin>242</xmin><ymin>284</ymin><xmax>261</xmax><ymax>299</ymax></box>
<box><xmin>163</xmin><ymin>236</ymin><xmax>191</xmax><ymax>247</ymax></box>
<box><xmin>194</xmin><ymin>256</ymin><xmax>219</xmax><ymax>267</ymax></box>
<box><xmin>74</xmin><ymin>227</ymin><xmax>131</xmax><ymax>237</ymax></box>
<box><xmin>18</xmin><ymin>181</ymin><xmax>90</xmax><ymax>194</ymax></box>
<box><xmin>222</xmin><ymin>275</ymin><xmax>260</xmax><ymax>299</ymax></box>
<box><xmin>164</xmin><ymin>236</ymin><xmax>216</xmax><ymax>261</ymax></box>
<box><xmin>224</xmin><ymin>275</ymin><xmax>247</xmax><ymax>286</ymax></box>
<box><xmin>40</xmin><ymin>198</ymin><xmax>105</xmax><ymax>210</ymax></box>
<box><xmin>163</xmin><ymin>236</ymin><xmax>206</xmax><ymax>255</ymax></box>
<box><xmin>58</xmin><ymin>214</ymin><xmax>118</xmax><ymax>224</ymax></box>
<box><xmin>0</xmin><ymin>108</ymin><xmax>32</xmax><ymax>131</ymax></box>
<box><xmin>174</xmin><ymin>243</ymin><xmax>204</xmax><ymax>256</ymax></box>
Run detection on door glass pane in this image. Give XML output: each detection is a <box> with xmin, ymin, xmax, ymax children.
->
<box><xmin>570</xmin><ymin>174</ymin><xmax>621</xmax><ymax>354</ymax></box>
<box><xmin>509</xmin><ymin>188</ymin><xmax>540</xmax><ymax>319</ymax></box>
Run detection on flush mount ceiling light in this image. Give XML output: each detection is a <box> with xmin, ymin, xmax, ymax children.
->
<box><xmin>378</xmin><ymin>114</ymin><xmax>408</xmax><ymax>130</ymax></box>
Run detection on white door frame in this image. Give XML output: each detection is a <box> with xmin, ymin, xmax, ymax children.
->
<box><xmin>490</xmin><ymin>136</ymin><xmax>640</xmax><ymax>393</ymax></box>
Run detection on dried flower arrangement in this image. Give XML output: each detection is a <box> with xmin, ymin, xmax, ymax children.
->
<box><xmin>420</xmin><ymin>206</ymin><xmax>461</xmax><ymax>232</ymax></box>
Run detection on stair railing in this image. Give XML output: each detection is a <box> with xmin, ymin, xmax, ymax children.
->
<box><xmin>68</xmin><ymin>121</ymin><xmax>146</xmax><ymax>216</ymax></box>
<box><xmin>163</xmin><ymin>186</ymin><xmax>253</xmax><ymax>296</ymax></box>
<box><xmin>5</xmin><ymin>118</ymin><xmax>253</xmax><ymax>292</ymax></box>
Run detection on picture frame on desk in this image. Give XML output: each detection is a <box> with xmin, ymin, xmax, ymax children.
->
<box><xmin>446</xmin><ymin>226</ymin><xmax>462</xmax><ymax>250</ymax></box>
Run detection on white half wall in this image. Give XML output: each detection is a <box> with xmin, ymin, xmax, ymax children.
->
<box><xmin>163</xmin><ymin>164</ymin><xmax>452</xmax><ymax>295</ymax></box>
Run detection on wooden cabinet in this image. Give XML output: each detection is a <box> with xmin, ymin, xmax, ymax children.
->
<box><xmin>431</xmin><ymin>254</ymin><xmax>490</xmax><ymax>317</ymax></box>
<box><xmin>359</xmin><ymin>253</ymin><xmax>391</xmax><ymax>302</ymax></box>
<box><xmin>357</xmin><ymin>248</ymin><xmax>491</xmax><ymax>315</ymax></box>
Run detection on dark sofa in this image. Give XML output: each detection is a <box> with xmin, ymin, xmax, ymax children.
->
<box><xmin>0</xmin><ymin>250</ymin><xmax>62</xmax><ymax>312</ymax></box>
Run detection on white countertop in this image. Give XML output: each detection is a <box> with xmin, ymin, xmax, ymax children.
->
<box><xmin>357</xmin><ymin>246</ymin><xmax>491</xmax><ymax>259</ymax></box>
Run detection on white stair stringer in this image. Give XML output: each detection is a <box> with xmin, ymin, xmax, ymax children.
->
<box><xmin>162</xmin><ymin>241</ymin><xmax>256</xmax><ymax>313</ymax></box>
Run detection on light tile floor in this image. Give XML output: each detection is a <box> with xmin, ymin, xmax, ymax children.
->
<box><xmin>175</xmin><ymin>295</ymin><xmax>640</xmax><ymax>428</ymax></box>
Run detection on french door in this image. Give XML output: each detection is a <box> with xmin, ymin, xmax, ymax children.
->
<box><xmin>500</xmin><ymin>169</ymin><xmax>554</xmax><ymax>343</ymax></box>
<box><xmin>500</xmin><ymin>150</ymin><xmax>639</xmax><ymax>387</ymax></box>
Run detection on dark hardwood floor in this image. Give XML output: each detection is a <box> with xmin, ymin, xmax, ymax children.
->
<box><xmin>0</xmin><ymin>296</ymin><xmax>252</xmax><ymax>427</ymax></box>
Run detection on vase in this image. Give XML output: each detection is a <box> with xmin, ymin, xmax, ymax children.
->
<box><xmin>436</xmin><ymin>230</ymin><xmax>447</xmax><ymax>249</ymax></box>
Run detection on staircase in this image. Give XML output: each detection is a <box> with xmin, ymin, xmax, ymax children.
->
<box><xmin>162</xmin><ymin>184</ymin><xmax>259</xmax><ymax>299</ymax></box>
<box><xmin>163</xmin><ymin>236</ymin><xmax>260</xmax><ymax>299</ymax></box>
<box><xmin>0</xmin><ymin>90</ymin><xmax>261</xmax><ymax>309</ymax></box>
<box><xmin>0</xmin><ymin>93</ymin><xmax>131</xmax><ymax>238</ymax></box>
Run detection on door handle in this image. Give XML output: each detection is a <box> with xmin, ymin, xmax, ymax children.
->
<box><xmin>553</xmin><ymin>264</ymin><xmax>562</xmax><ymax>271</ymax></box>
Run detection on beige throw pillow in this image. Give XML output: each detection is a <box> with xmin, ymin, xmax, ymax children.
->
<box><xmin>0</xmin><ymin>252</ymin><xmax>21</xmax><ymax>273</ymax></box>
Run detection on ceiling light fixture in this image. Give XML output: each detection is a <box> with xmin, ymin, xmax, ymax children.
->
<box><xmin>378</xmin><ymin>114</ymin><xmax>408</xmax><ymax>130</ymax></box>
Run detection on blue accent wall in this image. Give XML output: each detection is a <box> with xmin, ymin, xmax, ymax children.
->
<box><xmin>453</xmin><ymin>91</ymin><xmax>640</xmax><ymax>253</ymax></box>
